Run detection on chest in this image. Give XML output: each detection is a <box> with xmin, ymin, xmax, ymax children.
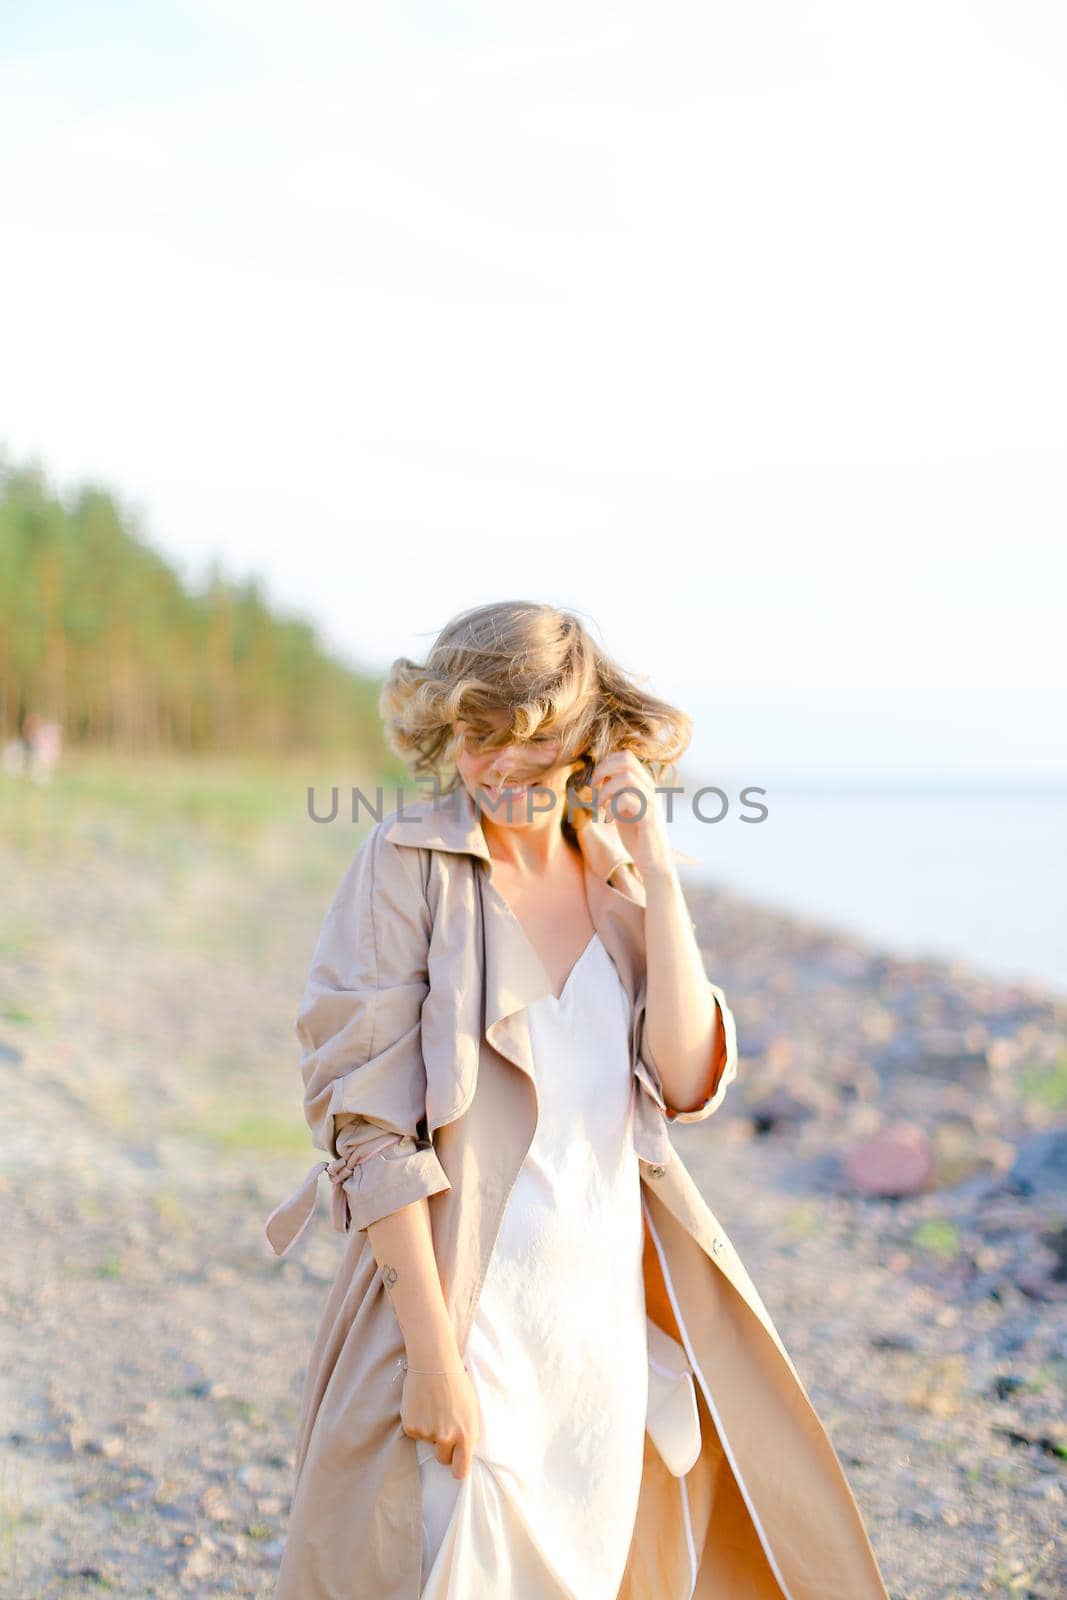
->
<box><xmin>481</xmin><ymin>851</ymin><xmax>595</xmax><ymax>1001</ymax></box>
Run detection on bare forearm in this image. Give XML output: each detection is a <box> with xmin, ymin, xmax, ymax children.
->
<box><xmin>365</xmin><ymin>1197</ymin><xmax>460</xmax><ymax>1364</ymax></box>
<box><xmin>642</xmin><ymin>858</ymin><xmax>724</xmax><ymax>1113</ymax></box>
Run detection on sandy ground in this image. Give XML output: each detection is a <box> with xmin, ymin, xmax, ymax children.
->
<box><xmin>1</xmin><ymin>772</ymin><xmax>1063</xmax><ymax>1598</ymax></box>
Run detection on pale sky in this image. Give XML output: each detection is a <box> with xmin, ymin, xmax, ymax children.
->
<box><xmin>2</xmin><ymin>0</ymin><xmax>1064</xmax><ymax>784</ymax></box>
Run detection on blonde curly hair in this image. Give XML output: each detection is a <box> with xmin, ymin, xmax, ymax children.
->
<box><xmin>379</xmin><ymin>601</ymin><xmax>691</xmax><ymax>832</ymax></box>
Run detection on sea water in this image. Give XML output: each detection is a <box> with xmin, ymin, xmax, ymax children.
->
<box><xmin>666</xmin><ymin>785</ymin><xmax>1067</xmax><ymax>998</ymax></box>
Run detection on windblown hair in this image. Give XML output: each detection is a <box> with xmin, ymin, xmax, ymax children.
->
<box><xmin>379</xmin><ymin>602</ymin><xmax>691</xmax><ymax>830</ymax></box>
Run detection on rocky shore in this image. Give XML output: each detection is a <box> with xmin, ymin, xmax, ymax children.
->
<box><xmin>0</xmin><ymin>778</ymin><xmax>1063</xmax><ymax>1598</ymax></box>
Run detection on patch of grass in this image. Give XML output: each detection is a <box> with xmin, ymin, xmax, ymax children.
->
<box><xmin>910</xmin><ymin>1218</ymin><xmax>960</xmax><ymax>1259</ymax></box>
<box><xmin>94</xmin><ymin>1252</ymin><xmax>124</xmax><ymax>1279</ymax></box>
<box><xmin>78</xmin><ymin>1193</ymin><xmax>106</xmax><ymax>1223</ymax></box>
<box><xmin>219</xmin><ymin>1396</ymin><xmax>263</xmax><ymax>1426</ymax></box>
<box><xmin>167</xmin><ymin>1104</ymin><xmax>309</xmax><ymax>1156</ymax></box>
<box><xmin>1021</xmin><ymin>1362</ymin><xmax>1065</xmax><ymax>1396</ymax></box>
<box><xmin>0</xmin><ymin>1456</ymin><xmax>28</xmax><ymax>1586</ymax></box>
<box><xmin>78</xmin><ymin>1075</ymin><xmax>138</xmax><ymax>1136</ymax></box>
<box><xmin>110</xmin><ymin>1508</ymin><xmax>150</xmax><ymax>1532</ymax></box>
<box><xmin>1</xmin><ymin>752</ymin><xmax>387</xmax><ymax>881</ymax></box>
<box><xmin>0</xmin><ymin>918</ymin><xmax>41</xmax><ymax>959</ymax></box>
<box><xmin>1020</xmin><ymin>1056</ymin><xmax>1067</xmax><ymax>1113</ymax></box>
<box><xmin>785</xmin><ymin>1200</ymin><xmax>824</xmax><ymax>1238</ymax></box>
<box><xmin>0</xmin><ymin>1004</ymin><xmax>34</xmax><ymax>1024</ymax></box>
<box><xmin>153</xmin><ymin>1186</ymin><xmax>192</xmax><ymax>1232</ymax></box>
<box><xmin>47</xmin><ymin>754</ymin><xmax>293</xmax><ymax>837</ymax></box>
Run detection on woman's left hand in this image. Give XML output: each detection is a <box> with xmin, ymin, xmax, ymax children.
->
<box><xmin>586</xmin><ymin>751</ymin><xmax>674</xmax><ymax>879</ymax></box>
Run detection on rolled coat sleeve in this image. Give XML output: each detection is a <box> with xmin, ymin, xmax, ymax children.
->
<box><xmin>635</xmin><ymin>975</ymin><xmax>739</xmax><ymax>1126</ymax></box>
<box><xmin>264</xmin><ymin>824</ymin><xmax>452</xmax><ymax>1255</ymax></box>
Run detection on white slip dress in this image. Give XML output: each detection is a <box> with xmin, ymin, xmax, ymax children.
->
<box><xmin>417</xmin><ymin>929</ymin><xmax>649</xmax><ymax>1599</ymax></box>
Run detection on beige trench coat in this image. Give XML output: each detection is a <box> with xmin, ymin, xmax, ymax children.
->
<box><xmin>265</xmin><ymin>782</ymin><xmax>891</xmax><ymax>1600</ymax></box>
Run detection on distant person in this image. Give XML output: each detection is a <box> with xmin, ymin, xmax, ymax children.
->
<box><xmin>2</xmin><ymin>712</ymin><xmax>62</xmax><ymax>785</ymax></box>
<box><xmin>29</xmin><ymin>718</ymin><xmax>63</xmax><ymax>784</ymax></box>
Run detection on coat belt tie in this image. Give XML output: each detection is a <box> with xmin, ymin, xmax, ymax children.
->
<box><xmin>264</xmin><ymin>1132</ymin><xmax>402</xmax><ymax>1257</ymax></box>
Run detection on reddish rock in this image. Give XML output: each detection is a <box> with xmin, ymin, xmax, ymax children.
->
<box><xmin>843</xmin><ymin>1125</ymin><xmax>934</xmax><ymax>1196</ymax></box>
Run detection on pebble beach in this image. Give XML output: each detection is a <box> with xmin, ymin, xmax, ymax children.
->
<box><xmin>1</xmin><ymin>764</ymin><xmax>1064</xmax><ymax>1598</ymax></box>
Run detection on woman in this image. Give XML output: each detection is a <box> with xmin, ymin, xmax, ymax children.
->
<box><xmin>265</xmin><ymin>601</ymin><xmax>891</xmax><ymax>1600</ymax></box>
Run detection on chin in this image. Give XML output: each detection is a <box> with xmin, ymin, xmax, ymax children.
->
<box><xmin>477</xmin><ymin>783</ymin><xmax>552</xmax><ymax>825</ymax></box>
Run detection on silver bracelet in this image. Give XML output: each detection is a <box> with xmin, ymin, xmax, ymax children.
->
<box><xmin>391</xmin><ymin>1356</ymin><xmax>469</xmax><ymax>1382</ymax></box>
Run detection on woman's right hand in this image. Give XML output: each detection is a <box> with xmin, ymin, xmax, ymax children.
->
<box><xmin>401</xmin><ymin>1365</ymin><xmax>482</xmax><ymax>1480</ymax></box>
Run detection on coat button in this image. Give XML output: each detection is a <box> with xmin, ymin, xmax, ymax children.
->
<box><xmin>645</xmin><ymin>1162</ymin><xmax>666</xmax><ymax>1178</ymax></box>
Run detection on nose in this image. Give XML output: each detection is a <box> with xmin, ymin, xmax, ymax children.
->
<box><xmin>487</xmin><ymin>746</ymin><xmax>528</xmax><ymax>783</ymax></box>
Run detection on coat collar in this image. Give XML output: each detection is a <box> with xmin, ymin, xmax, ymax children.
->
<box><xmin>381</xmin><ymin>780</ymin><xmax>645</xmax><ymax>904</ymax></box>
